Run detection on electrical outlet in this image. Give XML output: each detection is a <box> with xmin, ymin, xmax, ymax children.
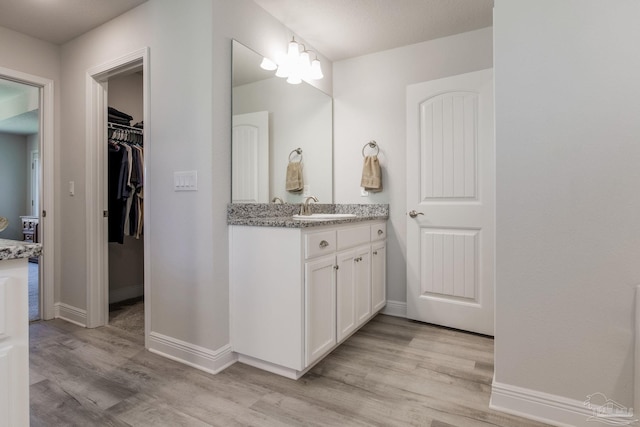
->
<box><xmin>303</xmin><ymin>184</ymin><xmax>311</xmax><ymax>197</ymax></box>
<box><xmin>360</xmin><ymin>187</ymin><xmax>369</xmax><ymax>197</ymax></box>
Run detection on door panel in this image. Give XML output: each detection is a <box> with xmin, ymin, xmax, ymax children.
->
<box><xmin>336</xmin><ymin>250</ymin><xmax>356</xmax><ymax>342</ymax></box>
<box><xmin>305</xmin><ymin>255</ymin><xmax>337</xmax><ymax>366</ymax></box>
<box><xmin>232</xmin><ymin>111</ymin><xmax>269</xmax><ymax>203</ymax></box>
<box><xmin>406</xmin><ymin>69</ymin><xmax>494</xmax><ymax>335</ymax></box>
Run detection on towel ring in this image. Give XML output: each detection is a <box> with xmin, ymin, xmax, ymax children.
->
<box><xmin>289</xmin><ymin>147</ymin><xmax>303</xmax><ymax>162</ymax></box>
<box><xmin>362</xmin><ymin>140</ymin><xmax>379</xmax><ymax>157</ymax></box>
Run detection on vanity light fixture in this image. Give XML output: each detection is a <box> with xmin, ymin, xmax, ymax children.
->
<box><xmin>260</xmin><ymin>37</ymin><xmax>323</xmax><ymax>84</ymax></box>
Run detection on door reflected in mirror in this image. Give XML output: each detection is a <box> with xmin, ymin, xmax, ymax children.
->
<box><xmin>232</xmin><ymin>40</ymin><xmax>333</xmax><ymax>204</ymax></box>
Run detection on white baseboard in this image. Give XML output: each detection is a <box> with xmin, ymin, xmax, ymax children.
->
<box><xmin>54</xmin><ymin>303</ymin><xmax>87</xmax><ymax>327</ymax></box>
<box><xmin>109</xmin><ymin>284</ymin><xmax>144</xmax><ymax>304</ymax></box>
<box><xmin>148</xmin><ymin>332</ymin><xmax>237</xmax><ymax>375</ymax></box>
<box><xmin>381</xmin><ymin>300</ymin><xmax>407</xmax><ymax>318</ymax></box>
<box><xmin>490</xmin><ymin>381</ymin><xmax>621</xmax><ymax>427</ymax></box>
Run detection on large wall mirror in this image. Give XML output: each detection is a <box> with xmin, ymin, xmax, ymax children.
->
<box><xmin>232</xmin><ymin>40</ymin><xmax>333</xmax><ymax>204</ymax></box>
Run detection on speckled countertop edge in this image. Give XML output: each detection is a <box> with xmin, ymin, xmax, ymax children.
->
<box><xmin>0</xmin><ymin>238</ymin><xmax>43</xmax><ymax>261</ymax></box>
<box><xmin>227</xmin><ymin>215</ymin><xmax>388</xmax><ymax>228</ymax></box>
<box><xmin>228</xmin><ymin>203</ymin><xmax>389</xmax><ymax>228</ymax></box>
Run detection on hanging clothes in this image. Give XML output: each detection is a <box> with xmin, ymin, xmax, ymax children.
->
<box><xmin>107</xmin><ymin>121</ymin><xmax>144</xmax><ymax>243</ymax></box>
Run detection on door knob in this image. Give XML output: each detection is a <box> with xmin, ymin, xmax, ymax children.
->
<box><xmin>408</xmin><ymin>210</ymin><xmax>424</xmax><ymax>218</ymax></box>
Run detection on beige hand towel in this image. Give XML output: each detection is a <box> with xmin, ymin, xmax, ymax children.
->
<box><xmin>361</xmin><ymin>155</ymin><xmax>382</xmax><ymax>192</ymax></box>
<box><xmin>286</xmin><ymin>161</ymin><xmax>304</xmax><ymax>192</ymax></box>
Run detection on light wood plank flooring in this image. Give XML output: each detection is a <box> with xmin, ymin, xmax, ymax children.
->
<box><xmin>29</xmin><ymin>314</ymin><xmax>551</xmax><ymax>426</ymax></box>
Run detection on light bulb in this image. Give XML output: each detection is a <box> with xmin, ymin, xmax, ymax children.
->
<box><xmin>260</xmin><ymin>57</ymin><xmax>277</xmax><ymax>71</ymax></box>
<box><xmin>287</xmin><ymin>39</ymin><xmax>300</xmax><ymax>62</ymax></box>
<box><xmin>310</xmin><ymin>58</ymin><xmax>323</xmax><ymax>80</ymax></box>
<box><xmin>287</xmin><ymin>73</ymin><xmax>302</xmax><ymax>84</ymax></box>
<box><xmin>275</xmin><ymin>64</ymin><xmax>289</xmax><ymax>78</ymax></box>
<box><xmin>299</xmin><ymin>50</ymin><xmax>311</xmax><ymax>79</ymax></box>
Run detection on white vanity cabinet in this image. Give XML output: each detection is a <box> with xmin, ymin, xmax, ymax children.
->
<box><xmin>0</xmin><ymin>258</ymin><xmax>31</xmax><ymax>427</ymax></box>
<box><xmin>230</xmin><ymin>220</ymin><xmax>386</xmax><ymax>379</ymax></box>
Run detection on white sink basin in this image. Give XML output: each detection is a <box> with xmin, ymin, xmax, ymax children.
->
<box><xmin>292</xmin><ymin>213</ymin><xmax>357</xmax><ymax>221</ymax></box>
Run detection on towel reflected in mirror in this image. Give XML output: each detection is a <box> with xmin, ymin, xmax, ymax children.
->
<box><xmin>286</xmin><ymin>161</ymin><xmax>304</xmax><ymax>192</ymax></box>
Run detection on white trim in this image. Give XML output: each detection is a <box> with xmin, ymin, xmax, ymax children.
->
<box><xmin>490</xmin><ymin>381</ymin><xmax>598</xmax><ymax>427</ymax></box>
<box><xmin>0</xmin><ymin>66</ymin><xmax>55</xmax><ymax>322</ymax></box>
<box><xmin>108</xmin><ymin>284</ymin><xmax>144</xmax><ymax>304</ymax></box>
<box><xmin>85</xmin><ymin>48</ymin><xmax>150</xmax><ymax>338</ymax></box>
<box><xmin>148</xmin><ymin>332</ymin><xmax>236</xmax><ymax>375</ymax></box>
<box><xmin>381</xmin><ymin>300</ymin><xmax>407</xmax><ymax>318</ymax></box>
<box><xmin>54</xmin><ymin>303</ymin><xmax>87</xmax><ymax>327</ymax></box>
<box><xmin>635</xmin><ymin>285</ymin><xmax>640</xmax><ymax>417</ymax></box>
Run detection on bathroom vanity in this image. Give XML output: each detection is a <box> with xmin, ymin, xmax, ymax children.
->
<box><xmin>228</xmin><ymin>204</ymin><xmax>388</xmax><ymax>379</ymax></box>
<box><xmin>0</xmin><ymin>238</ymin><xmax>42</xmax><ymax>427</ymax></box>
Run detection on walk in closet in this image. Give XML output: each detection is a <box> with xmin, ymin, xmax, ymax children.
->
<box><xmin>107</xmin><ymin>71</ymin><xmax>145</xmax><ymax>333</ymax></box>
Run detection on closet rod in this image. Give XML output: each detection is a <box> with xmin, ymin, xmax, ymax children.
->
<box><xmin>108</xmin><ymin>122</ymin><xmax>143</xmax><ymax>133</ymax></box>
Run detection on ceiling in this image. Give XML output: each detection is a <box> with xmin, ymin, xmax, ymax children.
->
<box><xmin>0</xmin><ymin>0</ymin><xmax>493</xmax><ymax>59</ymax></box>
<box><xmin>0</xmin><ymin>80</ymin><xmax>39</xmax><ymax>135</ymax></box>
<box><xmin>0</xmin><ymin>0</ymin><xmax>493</xmax><ymax>133</ymax></box>
<box><xmin>253</xmin><ymin>0</ymin><xmax>494</xmax><ymax>62</ymax></box>
<box><xmin>0</xmin><ymin>0</ymin><xmax>148</xmax><ymax>45</ymax></box>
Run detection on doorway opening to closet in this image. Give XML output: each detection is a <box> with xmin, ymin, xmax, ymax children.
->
<box><xmin>85</xmin><ymin>48</ymin><xmax>150</xmax><ymax>347</ymax></box>
<box><xmin>107</xmin><ymin>72</ymin><xmax>145</xmax><ymax>336</ymax></box>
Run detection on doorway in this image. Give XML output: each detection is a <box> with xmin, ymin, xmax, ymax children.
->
<box><xmin>406</xmin><ymin>69</ymin><xmax>495</xmax><ymax>336</ymax></box>
<box><xmin>0</xmin><ymin>70</ymin><xmax>54</xmax><ymax>322</ymax></box>
<box><xmin>85</xmin><ymin>48</ymin><xmax>150</xmax><ymax>346</ymax></box>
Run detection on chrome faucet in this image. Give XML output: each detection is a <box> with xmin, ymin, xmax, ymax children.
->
<box><xmin>299</xmin><ymin>196</ymin><xmax>318</xmax><ymax>215</ymax></box>
<box><xmin>271</xmin><ymin>197</ymin><xmax>284</xmax><ymax>204</ymax></box>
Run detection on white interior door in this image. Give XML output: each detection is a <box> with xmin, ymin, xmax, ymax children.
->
<box><xmin>232</xmin><ymin>111</ymin><xmax>269</xmax><ymax>203</ymax></box>
<box><xmin>406</xmin><ymin>69</ymin><xmax>494</xmax><ymax>336</ymax></box>
<box><xmin>31</xmin><ymin>151</ymin><xmax>40</xmax><ymax>217</ymax></box>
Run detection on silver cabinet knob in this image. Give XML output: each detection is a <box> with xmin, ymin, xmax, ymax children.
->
<box><xmin>319</xmin><ymin>240</ymin><xmax>329</xmax><ymax>248</ymax></box>
<box><xmin>333</xmin><ymin>265</ymin><xmax>339</xmax><ymax>270</ymax></box>
<box><xmin>408</xmin><ymin>210</ymin><xmax>424</xmax><ymax>218</ymax></box>
<box><xmin>377</xmin><ymin>229</ymin><xmax>384</xmax><ymax>235</ymax></box>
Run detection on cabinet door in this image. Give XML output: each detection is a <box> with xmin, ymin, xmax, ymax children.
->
<box><xmin>354</xmin><ymin>245</ymin><xmax>372</xmax><ymax>326</ymax></box>
<box><xmin>0</xmin><ymin>272</ymin><xmax>29</xmax><ymax>427</ymax></box>
<box><xmin>336</xmin><ymin>250</ymin><xmax>356</xmax><ymax>342</ymax></box>
<box><xmin>371</xmin><ymin>241</ymin><xmax>387</xmax><ymax>312</ymax></box>
<box><xmin>305</xmin><ymin>255</ymin><xmax>337</xmax><ymax>367</ymax></box>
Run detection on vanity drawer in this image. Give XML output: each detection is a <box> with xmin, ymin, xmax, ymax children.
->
<box><xmin>337</xmin><ymin>225</ymin><xmax>370</xmax><ymax>251</ymax></box>
<box><xmin>371</xmin><ymin>223</ymin><xmax>386</xmax><ymax>241</ymax></box>
<box><xmin>305</xmin><ymin>230</ymin><xmax>336</xmax><ymax>259</ymax></box>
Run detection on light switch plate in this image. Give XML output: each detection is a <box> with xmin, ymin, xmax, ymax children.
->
<box><xmin>174</xmin><ymin>170</ymin><xmax>198</xmax><ymax>191</ymax></box>
<box><xmin>360</xmin><ymin>187</ymin><xmax>369</xmax><ymax>197</ymax></box>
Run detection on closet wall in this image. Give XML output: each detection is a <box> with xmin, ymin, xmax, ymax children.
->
<box><xmin>108</xmin><ymin>72</ymin><xmax>144</xmax><ymax>304</ymax></box>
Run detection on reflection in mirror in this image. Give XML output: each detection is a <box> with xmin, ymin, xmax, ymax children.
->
<box><xmin>232</xmin><ymin>40</ymin><xmax>333</xmax><ymax>204</ymax></box>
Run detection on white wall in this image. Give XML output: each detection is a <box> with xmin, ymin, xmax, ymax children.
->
<box><xmin>0</xmin><ymin>133</ymin><xmax>28</xmax><ymax>240</ymax></box>
<box><xmin>108</xmin><ymin>72</ymin><xmax>143</xmax><ymax>124</ymax></box>
<box><xmin>0</xmin><ymin>24</ymin><xmax>61</xmax><ymax>300</ymax></box>
<box><xmin>333</xmin><ymin>27</ymin><xmax>493</xmax><ymax>303</ymax></box>
<box><xmin>53</xmin><ymin>0</ymin><xmax>331</xmax><ymax>365</ymax></box>
<box><xmin>493</xmin><ymin>0</ymin><xmax>640</xmax><ymax>420</ymax></box>
<box><xmin>59</xmin><ymin>0</ymin><xmax>222</xmax><ymax>348</ymax></box>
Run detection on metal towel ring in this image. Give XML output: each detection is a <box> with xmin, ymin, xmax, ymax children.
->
<box><xmin>362</xmin><ymin>140</ymin><xmax>379</xmax><ymax>157</ymax></box>
<box><xmin>289</xmin><ymin>147</ymin><xmax>303</xmax><ymax>162</ymax></box>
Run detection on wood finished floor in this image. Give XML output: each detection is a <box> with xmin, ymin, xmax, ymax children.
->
<box><xmin>29</xmin><ymin>314</ymin><xmax>551</xmax><ymax>427</ymax></box>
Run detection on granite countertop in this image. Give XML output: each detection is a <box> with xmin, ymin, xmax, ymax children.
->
<box><xmin>228</xmin><ymin>203</ymin><xmax>389</xmax><ymax>228</ymax></box>
<box><xmin>0</xmin><ymin>239</ymin><xmax>43</xmax><ymax>261</ymax></box>
<box><xmin>227</xmin><ymin>215</ymin><xmax>388</xmax><ymax>228</ymax></box>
